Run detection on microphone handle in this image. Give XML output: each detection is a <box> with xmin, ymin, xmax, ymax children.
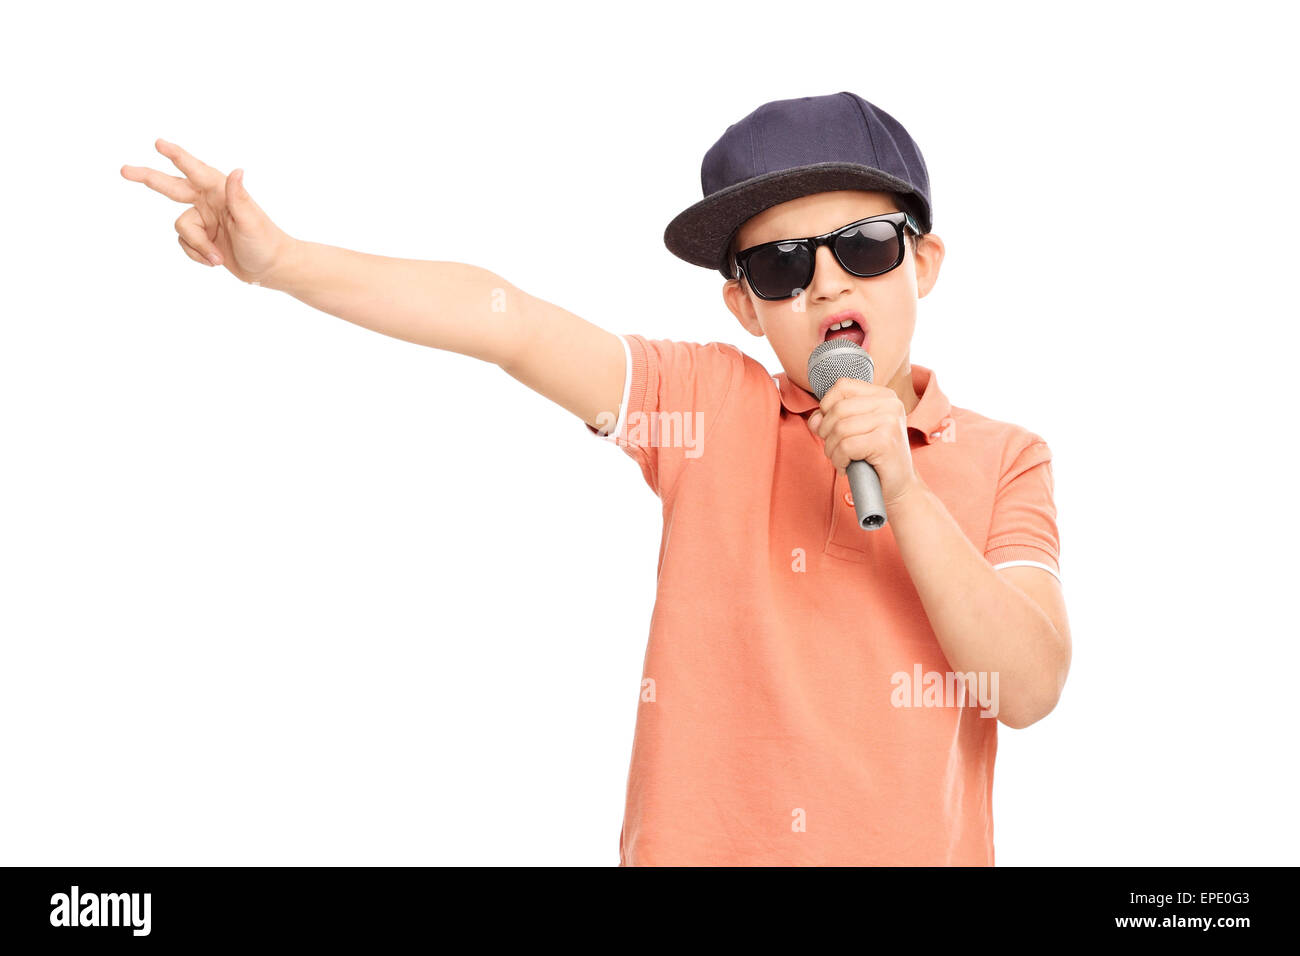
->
<box><xmin>847</xmin><ymin>458</ymin><xmax>887</xmax><ymax>530</ymax></box>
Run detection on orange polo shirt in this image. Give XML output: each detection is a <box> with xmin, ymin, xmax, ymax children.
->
<box><xmin>585</xmin><ymin>333</ymin><xmax>1061</xmax><ymax>866</ymax></box>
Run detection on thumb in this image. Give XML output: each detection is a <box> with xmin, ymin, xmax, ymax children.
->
<box><xmin>225</xmin><ymin>167</ymin><xmax>254</xmax><ymax>225</ymax></box>
<box><xmin>807</xmin><ymin>410</ymin><xmax>823</xmax><ymax>431</ymax></box>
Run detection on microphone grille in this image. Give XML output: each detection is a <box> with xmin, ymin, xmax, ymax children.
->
<box><xmin>806</xmin><ymin>339</ymin><xmax>874</xmax><ymax>399</ymax></box>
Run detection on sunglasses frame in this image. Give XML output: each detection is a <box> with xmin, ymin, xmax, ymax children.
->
<box><xmin>732</xmin><ymin>210</ymin><xmax>922</xmax><ymax>301</ymax></box>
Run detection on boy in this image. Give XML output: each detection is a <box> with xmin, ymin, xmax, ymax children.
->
<box><xmin>122</xmin><ymin>91</ymin><xmax>1070</xmax><ymax>866</ymax></box>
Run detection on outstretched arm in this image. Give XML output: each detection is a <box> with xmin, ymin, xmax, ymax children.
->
<box><xmin>121</xmin><ymin>139</ymin><xmax>627</xmax><ymax>431</ymax></box>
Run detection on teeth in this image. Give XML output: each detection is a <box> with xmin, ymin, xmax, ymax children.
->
<box><xmin>827</xmin><ymin>318</ymin><xmax>857</xmax><ymax>331</ymax></box>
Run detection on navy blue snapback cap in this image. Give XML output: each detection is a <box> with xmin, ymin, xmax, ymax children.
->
<box><xmin>663</xmin><ymin>91</ymin><xmax>932</xmax><ymax>280</ymax></box>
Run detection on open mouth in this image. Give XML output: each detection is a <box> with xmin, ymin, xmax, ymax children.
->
<box><xmin>823</xmin><ymin>318</ymin><xmax>867</xmax><ymax>348</ymax></box>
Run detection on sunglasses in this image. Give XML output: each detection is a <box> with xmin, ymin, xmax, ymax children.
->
<box><xmin>732</xmin><ymin>211</ymin><xmax>921</xmax><ymax>301</ymax></box>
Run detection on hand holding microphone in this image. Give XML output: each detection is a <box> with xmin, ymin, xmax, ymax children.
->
<box><xmin>806</xmin><ymin>339</ymin><xmax>921</xmax><ymax>530</ymax></box>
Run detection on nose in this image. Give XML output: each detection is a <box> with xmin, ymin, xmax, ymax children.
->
<box><xmin>806</xmin><ymin>243</ymin><xmax>853</xmax><ymax>301</ymax></box>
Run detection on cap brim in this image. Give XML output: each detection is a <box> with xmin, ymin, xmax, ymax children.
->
<box><xmin>663</xmin><ymin>162</ymin><xmax>926</xmax><ymax>280</ymax></box>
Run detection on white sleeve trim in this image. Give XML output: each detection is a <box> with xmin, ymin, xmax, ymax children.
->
<box><xmin>590</xmin><ymin>333</ymin><xmax>632</xmax><ymax>442</ymax></box>
<box><xmin>992</xmin><ymin>560</ymin><xmax>1061</xmax><ymax>584</ymax></box>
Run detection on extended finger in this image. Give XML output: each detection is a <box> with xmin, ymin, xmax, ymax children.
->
<box><xmin>175</xmin><ymin>207</ymin><xmax>223</xmax><ymax>266</ymax></box>
<box><xmin>155</xmin><ymin>138</ymin><xmax>219</xmax><ymax>185</ymax></box>
<box><xmin>120</xmin><ymin>164</ymin><xmax>199</xmax><ymax>204</ymax></box>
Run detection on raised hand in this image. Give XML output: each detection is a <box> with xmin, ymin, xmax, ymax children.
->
<box><xmin>121</xmin><ymin>139</ymin><xmax>296</xmax><ymax>285</ymax></box>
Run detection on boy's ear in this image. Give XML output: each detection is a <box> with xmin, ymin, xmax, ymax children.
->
<box><xmin>913</xmin><ymin>231</ymin><xmax>946</xmax><ymax>299</ymax></box>
<box><xmin>723</xmin><ymin>279</ymin><xmax>765</xmax><ymax>337</ymax></box>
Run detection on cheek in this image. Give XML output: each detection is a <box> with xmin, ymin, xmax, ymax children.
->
<box><xmin>759</xmin><ymin>306</ymin><xmax>804</xmax><ymax>347</ymax></box>
<box><xmin>872</xmin><ymin>306</ymin><xmax>915</xmax><ymax>348</ymax></box>
<box><xmin>866</xmin><ymin>316</ymin><xmax>915</xmax><ymax>379</ymax></box>
<box><xmin>768</xmin><ymin>324</ymin><xmax>818</xmax><ymax>378</ymax></box>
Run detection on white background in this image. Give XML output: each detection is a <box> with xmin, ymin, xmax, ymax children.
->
<box><xmin>2</xmin><ymin>0</ymin><xmax>1296</xmax><ymax>866</ymax></box>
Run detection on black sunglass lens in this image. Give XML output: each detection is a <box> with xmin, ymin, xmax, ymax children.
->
<box><xmin>834</xmin><ymin>220</ymin><xmax>901</xmax><ymax>277</ymax></box>
<box><xmin>746</xmin><ymin>241</ymin><xmax>811</xmax><ymax>299</ymax></box>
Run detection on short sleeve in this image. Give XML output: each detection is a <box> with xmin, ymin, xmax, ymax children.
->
<box><xmin>983</xmin><ymin>435</ymin><xmax>1062</xmax><ymax>582</ymax></box>
<box><xmin>583</xmin><ymin>333</ymin><xmax>742</xmax><ymax>501</ymax></box>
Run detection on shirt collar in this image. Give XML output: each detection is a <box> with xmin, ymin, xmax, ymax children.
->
<box><xmin>774</xmin><ymin>363</ymin><xmax>954</xmax><ymax>444</ymax></box>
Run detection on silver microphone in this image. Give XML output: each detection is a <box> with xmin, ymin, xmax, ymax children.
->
<box><xmin>807</xmin><ymin>339</ymin><xmax>887</xmax><ymax>530</ymax></box>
